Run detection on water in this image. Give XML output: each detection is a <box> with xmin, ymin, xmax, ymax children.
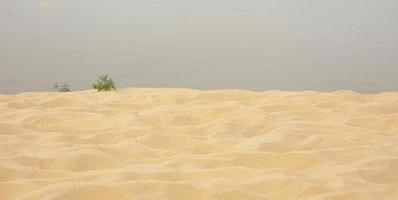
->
<box><xmin>1</xmin><ymin>0</ymin><xmax>397</xmax><ymax>94</ymax></box>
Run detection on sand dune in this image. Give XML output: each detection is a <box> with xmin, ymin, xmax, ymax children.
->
<box><xmin>0</xmin><ymin>88</ymin><xmax>398</xmax><ymax>200</ymax></box>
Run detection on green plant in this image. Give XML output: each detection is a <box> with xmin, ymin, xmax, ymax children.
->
<box><xmin>92</xmin><ymin>74</ymin><xmax>116</xmax><ymax>91</ymax></box>
<box><xmin>54</xmin><ymin>82</ymin><xmax>71</xmax><ymax>92</ymax></box>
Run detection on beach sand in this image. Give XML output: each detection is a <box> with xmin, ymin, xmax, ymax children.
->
<box><xmin>0</xmin><ymin>88</ymin><xmax>398</xmax><ymax>200</ymax></box>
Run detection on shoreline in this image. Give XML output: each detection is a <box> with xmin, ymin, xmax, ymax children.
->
<box><xmin>1</xmin><ymin>87</ymin><xmax>398</xmax><ymax>96</ymax></box>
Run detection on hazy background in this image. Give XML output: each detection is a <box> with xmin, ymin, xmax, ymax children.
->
<box><xmin>0</xmin><ymin>0</ymin><xmax>397</xmax><ymax>93</ymax></box>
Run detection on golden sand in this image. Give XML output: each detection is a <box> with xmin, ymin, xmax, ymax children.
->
<box><xmin>0</xmin><ymin>88</ymin><xmax>398</xmax><ymax>200</ymax></box>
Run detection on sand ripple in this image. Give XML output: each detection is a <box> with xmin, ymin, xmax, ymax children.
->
<box><xmin>0</xmin><ymin>89</ymin><xmax>398</xmax><ymax>199</ymax></box>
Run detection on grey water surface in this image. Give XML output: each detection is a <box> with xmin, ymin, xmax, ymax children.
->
<box><xmin>0</xmin><ymin>0</ymin><xmax>397</xmax><ymax>93</ymax></box>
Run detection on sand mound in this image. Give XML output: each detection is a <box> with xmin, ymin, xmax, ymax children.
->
<box><xmin>0</xmin><ymin>88</ymin><xmax>397</xmax><ymax>199</ymax></box>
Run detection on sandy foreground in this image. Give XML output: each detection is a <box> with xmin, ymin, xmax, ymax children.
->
<box><xmin>0</xmin><ymin>88</ymin><xmax>398</xmax><ymax>200</ymax></box>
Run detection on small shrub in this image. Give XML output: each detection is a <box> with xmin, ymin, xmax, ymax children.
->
<box><xmin>92</xmin><ymin>74</ymin><xmax>116</xmax><ymax>91</ymax></box>
<box><xmin>54</xmin><ymin>82</ymin><xmax>71</xmax><ymax>92</ymax></box>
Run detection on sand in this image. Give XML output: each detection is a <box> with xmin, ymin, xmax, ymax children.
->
<box><xmin>0</xmin><ymin>88</ymin><xmax>398</xmax><ymax>200</ymax></box>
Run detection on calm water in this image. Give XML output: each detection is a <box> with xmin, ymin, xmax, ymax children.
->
<box><xmin>1</xmin><ymin>0</ymin><xmax>397</xmax><ymax>93</ymax></box>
